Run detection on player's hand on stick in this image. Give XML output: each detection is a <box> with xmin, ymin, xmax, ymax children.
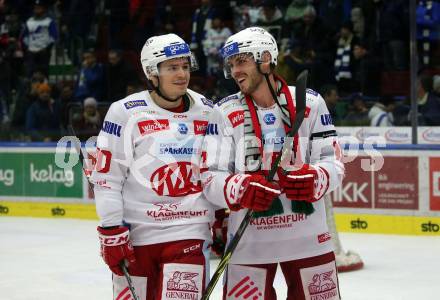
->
<box><xmin>97</xmin><ymin>226</ymin><xmax>136</xmax><ymax>276</ymax></box>
<box><xmin>225</xmin><ymin>174</ymin><xmax>281</xmax><ymax>212</ymax></box>
<box><xmin>279</xmin><ymin>164</ymin><xmax>317</xmax><ymax>203</ymax></box>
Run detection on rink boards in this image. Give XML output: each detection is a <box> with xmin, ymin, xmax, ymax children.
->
<box><xmin>0</xmin><ymin>142</ymin><xmax>440</xmax><ymax>236</ymax></box>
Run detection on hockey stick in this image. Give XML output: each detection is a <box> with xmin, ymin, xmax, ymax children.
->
<box><xmin>201</xmin><ymin>70</ymin><xmax>309</xmax><ymax>299</ymax></box>
<box><xmin>66</xmin><ymin>126</ymin><xmax>140</xmax><ymax>300</ymax></box>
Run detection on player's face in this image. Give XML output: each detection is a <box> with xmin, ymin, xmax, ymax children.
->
<box><xmin>158</xmin><ymin>57</ymin><xmax>190</xmax><ymax>98</ymax></box>
<box><xmin>228</xmin><ymin>53</ymin><xmax>264</xmax><ymax>95</ymax></box>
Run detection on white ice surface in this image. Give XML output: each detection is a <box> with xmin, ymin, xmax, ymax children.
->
<box><xmin>0</xmin><ymin>217</ymin><xmax>439</xmax><ymax>300</ymax></box>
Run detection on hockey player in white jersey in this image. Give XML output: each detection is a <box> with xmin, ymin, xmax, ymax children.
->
<box><xmin>91</xmin><ymin>33</ymin><xmax>216</xmax><ymax>300</ymax></box>
<box><xmin>202</xmin><ymin>27</ymin><xmax>345</xmax><ymax>299</ymax></box>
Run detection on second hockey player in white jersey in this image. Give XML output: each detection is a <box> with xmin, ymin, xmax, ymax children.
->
<box><xmin>202</xmin><ymin>27</ymin><xmax>345</xmax><ymax>299</ymax></box>
<box><xmin>91</xmin><ymin>33</ymin><xmax>216</xmax><ymax>300</ymax></box>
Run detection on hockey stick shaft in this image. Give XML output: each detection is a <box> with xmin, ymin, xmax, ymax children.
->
<box><xmin>202</xmin><ymin>70</ymin><xmax>309</xmax><ymax>299</ymax></box>
<box><xmin>67</xmin><ymin>126</ymin><xmax>140</xmax><ymax>300</ymax></box>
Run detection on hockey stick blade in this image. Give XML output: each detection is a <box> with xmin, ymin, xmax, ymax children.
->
<box><xmin>202</xmin><ymin>70</ymin><xmax>309</xmax><ymax>299</ymax></box>
<box><xmin>66</xmin><ymin>126</ymin><xmax>140</xmax><ymax>300</ymax></box>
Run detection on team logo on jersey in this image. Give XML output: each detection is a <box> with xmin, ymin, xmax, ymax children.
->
<box><xmin>124</xmin><ymin>100</ymin><xmax>147</xmax><ymax>109</ymax></box>
<box><xmin>263</xmin><ymin>113</ymin><xmax>276</xmax><ymax>125</ymax></box>
<box><xmin>178</xmin><ymin>123</ymin><xmax>188</xmax><ymax>134</ymax></box>
<box><xmin>308</xmin><ymin>271</ymin><xmax>337</xmax><ymax>297</ymax></box>
<box><xmin>320</xmin><ymin>114</ymin><xmax>333</xmax><ymax>126</ymax></box>
<box><xmin>150</xmin><ymin>162</ymin><xmax>202</xmax><ymax>197</ymax></box>
<box><xmin>101</xmin><ymin>121</ymin><xmax>122</xmax><ymax>137</ymax></box>
<box><xmin>228</xmin><ymin>110</ymin><xmax>245</xmax><ymax>128</ymax></box>
<box><xmin>194</xmin><ymin>120</ymin><xmax>208</xmax><ymax>135</ymax></box>
<box><xmin>138</xmin><ymin>119</ymin><xmax>170</xmax><ymax>135</ymax></box>
<box><xmin>154</xmin><ymin>203</ymin><xmax>179</xmax><ymax>212</ymax></box>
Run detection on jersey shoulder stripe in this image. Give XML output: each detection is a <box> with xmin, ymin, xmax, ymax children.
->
<box><xmin>216</xmin><ymin>93</ymin><xmax>241</xmax><ymax>107</ymax></box>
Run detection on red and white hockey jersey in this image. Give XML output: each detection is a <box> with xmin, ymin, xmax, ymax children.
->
<box><xmin>202</xmin><ymin>84</ymin><xmax>345</xmax><ymax>264</ymax></box>
<box><xmin>91</xmin><ymin>89</ymin><xmax>216</xmax><ymax>246</ymax></box>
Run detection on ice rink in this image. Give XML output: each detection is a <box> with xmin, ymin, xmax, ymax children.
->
<box><xmin>1</xmin><ymin>217</ymin><xmax>439</xmax><ymax>300</ymax></box>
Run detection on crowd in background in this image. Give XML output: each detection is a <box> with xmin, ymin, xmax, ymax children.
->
<box><xmin>0</xmin><ymin>0</ymin><xmax>439</xmax><ymax>142</ymax></box>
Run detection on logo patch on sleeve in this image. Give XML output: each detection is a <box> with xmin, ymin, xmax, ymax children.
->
<box><xmin>217</xmin><ymin>94</ymin><xmax>239</xmax><ymax>106</ymax></box>
<box><xmin>124</xmin><ymin>100</ymin><xmax>148</xmax><ymax>109</ymax></box>
<box><xmin>200</xmin><ymin>97</ymin><xmax>214</xmax><ymax>108</ymax></box>
<box><xmin>101</xmin><ymin>121</ymin><xmax>122</xmax><ymax>137</ymax></box>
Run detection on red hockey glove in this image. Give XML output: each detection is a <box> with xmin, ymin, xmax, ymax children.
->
<box><xmin>240</xmin><ymin>175</ymin><xmax>281</xmax><ymax>211</ymax></box>
<box><xmin>211</xmin><ymin>209</ymin><xmax>229</xmax><ymax>257</ymax></box>
<box><xmin>97</xmin><ymin>226</ymin><xmax>136</xmax><ymax>276</ymax></box>
<box><xmin>279</xmin><ymin>164</ymin><xmax>317</xmax><ymax>203</ymax></box>
<box><xmin>224</xmin><ymin>174</ymin><xmax>281</xmax><ymax>212</ymax></box>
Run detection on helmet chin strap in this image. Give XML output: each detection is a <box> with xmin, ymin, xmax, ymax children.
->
<box><xmin>150</xmin><ymin>77</ymin><xmax>184</xmax><ymax>102</ymax></box>
<box><xmin>257</xmin><ymin>63</ymin><xmax>281</xmax><ymax>107</ymax></box>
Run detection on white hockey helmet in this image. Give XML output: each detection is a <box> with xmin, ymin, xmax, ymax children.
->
<box><xmin>140</xmin><ymin>33</ymin><xmax>198</xmax><ymax>80</ymax></box>
<box><xmin>220</xmin><ymin>27</ymin><xmax>279</xmax><ymax>78</ymax></box>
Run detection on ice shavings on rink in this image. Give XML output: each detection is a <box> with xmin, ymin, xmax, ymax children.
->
<box><xmin>0</xmin><ymin>217</ymin><xmax>439</xmax><ymax>300</ymax></box>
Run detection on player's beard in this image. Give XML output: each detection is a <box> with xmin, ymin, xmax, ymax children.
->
<box><xmin>237</xmin><ymin>69</ymin><xmax>264</xmax><ymax>95</ymax></box>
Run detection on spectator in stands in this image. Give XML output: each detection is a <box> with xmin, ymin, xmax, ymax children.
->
<box><xmin>343</xmin><ymin>94</ymin><xmax>369</xmax><ymax>126</ymax></box>
<box><xmin>57</xmin><ymin>83</ymin><xmax>74</xmax><ymax>130</ymax></box>
<box><xmin>11</xmin><ymin>70</ymin><xmax>48</xmax><ymax>129</ymax></box>
<box><xmin>231</xmin><ymin>0</ymin><xmax>262</xmax><ymax>31</ymax></box>
<box><xmin>292</xmin><ymin>5</ymin><xmax>332</xmax><ymax>89</ymax></box>
<box><xmin>284</xmin><ymin>0</ymin><xmax>309</xmax><ymax>26</ymax></box>
<box><xmin>58</xmin><ymin>0</ymin><xmax>96</xmax><ymax>65</ymax></box>
<box><xmin>361</xmin><ymin>0</ymin><xmax>409</xmax><ymax>71</ymax></box>
<box><xmin>0</xmin><ymin>90</ymin><xmax>10</xmax><ymax>139</ymax></box>
<box><xmin>368</xmin><ymin>96</ymin><xmax>395</xmax><ymax>127</ymax></box>
<box><xmin>74</xmin><ymin>49</ymin><xmax>105</xmax><ymax>102</ymax></box>
<box><xmin>416</xmin><ymin>0</ymin><xmax>440</xmax><ymax>67</ymax></box>
<box><xmin>317</xmin><ymin>0</ymin><xmax>351</xmax><ymax>38</ymax></box>
<box><xmin>433</xmin><ymin>75</ymin><xmax>440</xmax><ymax>96</ymax></box>
<box><xmin>256</xmin><ymin>0</ymin><xmax>285</xmax><ymax>41</ymax></box>
<box><xmin>351</xmin><ymin>7</ymin><xmax>365</xmax><ymax>40</ymax></box>
<box><xmin>190</xmin><ymin>0</ymin><xmax>216</xmax><ymax>75</ymax></box>
<box><xmin>25</xmin><ymin>82</ymin><xmax>60</xmax><ymax>141</ymax></box>
<box><xmin>0</xmin><ymin>8</ymin><xmax>24</xmax><ymax>95</ymax></box>
<box><xmin>126</xmin><ymin>80</ymin><xmax>144</xmax><ymax>96</ymax></box>
<box><xmin>0</xmin><ymin>91</ymin><xmax>8</xmax><ymax>124</ymax></box>
<box><xmin>416</xmin><ymin>74</ymin><xmax>440</xmax><ymax>126</ymax></box>
<box><xmin>334</xmin><ymin>21</ymin><xmax>359</xmax><ymax>96</ymax></box>
<box><xmin>393</xmin><ymin>96</ymin><xmax>411</xmax><ymax>126</ymax></box>
<box><xmin>202</xmin><ymin>16</ymin><xmax>232</xmax><ymax>76</ymax></box>
<box><xmin>21</xmin><ymin>0</ymin><xmax>58</xmax><ymax>76</ymax></box>
<box><xmin>71</xmin><ymin>97</ymin><xmax>102</xmax><ymax>140</ymax></box>
<box><xmin>106</xmin><ymin>49</ymin><xmax>138</xmax><ymax>102</ymax></box>
<box><xmin>321</xmin><ymin>84</ymin><xmax>343</xmax><ymax>125</ymax></box>
<box><xmin>277</xmin><ymin>38</ymin><xmax>313</xmax><ymax>85</ymax></box>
